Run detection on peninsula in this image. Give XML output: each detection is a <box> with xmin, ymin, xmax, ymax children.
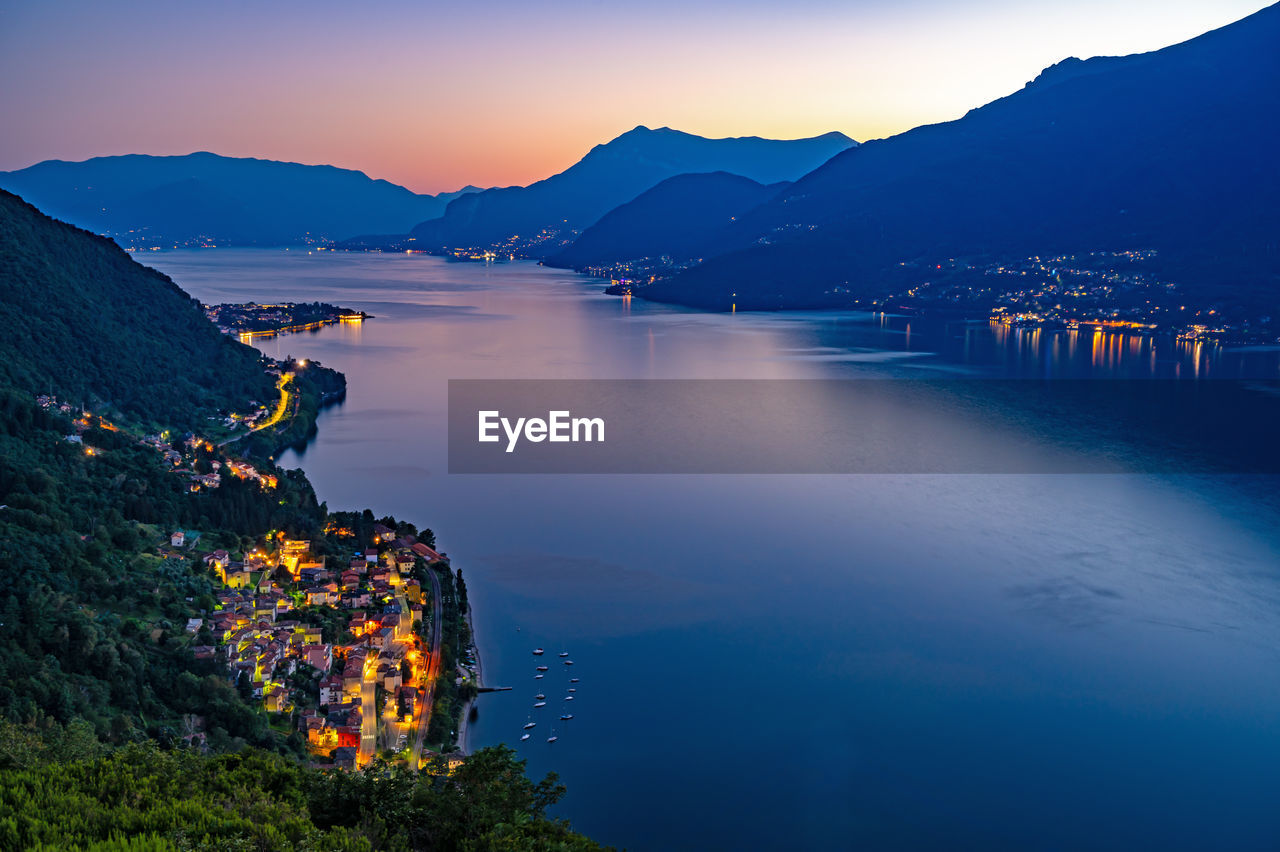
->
<box><xmin>0</xmin><ymin>189</ymin><xmax>605</xmax><ymax>850</ymax></box>
<box><xmin>205</xmin><ymin>301</ymin><xmax>371</xmax><ymax>342</ymax></box>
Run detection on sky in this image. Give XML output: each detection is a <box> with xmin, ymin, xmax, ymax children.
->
<box><xmin>0</xmin><ymin>0</ymin><xmax>1271</xmax><ymax>194</ymax></box>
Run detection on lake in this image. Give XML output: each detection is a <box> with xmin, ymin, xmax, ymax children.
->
<box><xmin>145</xmin><ymin>248</ymin><xmax>1280</xmax><ymax>851</ymax></box>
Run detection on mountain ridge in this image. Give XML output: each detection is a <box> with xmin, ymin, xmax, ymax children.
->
<box><xmin>545</xmin><ymin>171</ymin><xmax>789</xmax><ymax>272</ymax></box>
<box><xmin>636</xmin><ymin>2</ymin><xmax>1280</xmax><ymax>311</ymax></box>
<box><xmin>0</xmin><ymin>152</ymin><xmax>484</xmax><ymax>247</ymax></box>
<box><xmin>402</xmin><ymin>126</ymin><xmax>855</xmax><ymax>256</ymax></box>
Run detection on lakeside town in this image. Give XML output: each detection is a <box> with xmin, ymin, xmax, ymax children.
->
<box><xmin>193</xmin><ymin>521</ymin><xmax>475</xmax><ymax>771</ymax></box>
<box><xmin>861</xmin><ymin>249</ymin><xmax>1272</xmax><ymax>343</ymax></box>
<box><xmin>577</xmin><ymin>248</ymin><xmax>1278</xmax><ymax>345</ymax></box>
<box><xmin>35</xmin><ymin>364</ymin><xmax>479</xmax><ymax>773</ymax></box>
<box><xmin>204</xmin><ymin>302</ymin><xmax>371</xmax><ymax>344</ymax></box>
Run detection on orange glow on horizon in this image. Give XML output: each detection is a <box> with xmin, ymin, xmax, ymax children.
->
<box><xmin>1</xmin><ymin>2</ymin><xmax>1269</xmax><ymax>194</ymax></box>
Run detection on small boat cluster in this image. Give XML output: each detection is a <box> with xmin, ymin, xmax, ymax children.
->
<box><xmin>520</xmin><ymin>647</ymin><xmax>580</xmax><ymax>744</ymax></box>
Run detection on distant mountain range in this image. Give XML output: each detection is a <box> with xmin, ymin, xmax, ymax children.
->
<box><xmin>8</xmin><ymin>4</ymin><xmax>1275</xmax><ymax>317</ymax></box>
<box><xmin>631</xmin><ymin>3</ymin><xmax>1280</xmax><ymax>310</ymax></box>
<box><xmin>397</xmin><ymin>127</ymin><xmax>855</xmax><ymax>255</ymax></box>
<box><xmin>544</xmin><ymin>171</ymin><xmax>788</xmax><ymax>272</ymax></box>
<box><xmin>0</xmin><ymin>152</ymin><xmax>482</xmax><ymax>247</ymax></box>
<box><xmin>0</xmin><ymin>189</ymin><xmax>276</xmax><ymax>425</ymax></box>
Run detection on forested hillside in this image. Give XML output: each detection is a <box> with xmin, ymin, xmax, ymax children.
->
<box><xmin>0</xmin><ymin>190</ymin><xmax>274</xmax><ymax>432</ymax></box>
<box><xmin>0</xmin><ymin>742</ymin><xmax>606</xmax><ymax>851</ymax></box>
<box><xmin>0</xmin><ymin>191</ymin><xmax>604</xmax><ymax>849</ymax></box>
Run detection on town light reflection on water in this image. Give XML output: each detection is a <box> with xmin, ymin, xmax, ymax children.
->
<box><xmin>144</xmin><ymin>249</ymin><xmax>1280</xmax><ymax>851</ymax></box>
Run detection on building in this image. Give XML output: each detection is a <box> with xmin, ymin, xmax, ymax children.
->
<box><xmin>319</xmin><ymin>675</ymin><xmax>344</xmax><ymax>707</ymax></box>
<box><xmin>411</xmin><ymin>542</ymin><xmax>444</xmax><ymax>563</ymax></box>
<box><xmin>332</xmin><ymin>747</ymin><xmax>358</xmax><ymax>770</ymax></box>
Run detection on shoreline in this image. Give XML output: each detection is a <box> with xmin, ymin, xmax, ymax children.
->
<box><xmin>456</xmin><ymin>602</ymin><xmax>482</xmax><ymax>755</ymax></box>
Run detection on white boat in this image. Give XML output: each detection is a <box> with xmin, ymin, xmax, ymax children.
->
<box><xmin>560</xmin><ymin>713</ymin><xmax>574</xmax><ymax>721</ymax></box>
<box><xmin>535</xmin><ymin>693</ymin><xmax>545</xmax><ymax>700</ymax></box>
<box><xmin>570</xmin><ymin>677</ymin><xmax>579</xmax><ymax>683</ymax></box>
<box><xmin>564</xmin><ymin>695</ymin><xmax>574</xmax><ymax>701</ymax></box>
<box><xmin>559</xmin><ymin>651</ymin><xmax>569</xmax><ymax>657</ymax></box>
<box><xmin>532</xmin><ymin>648</ymin><xmax>544</xmax><ymax>656</ymax></box>
<box><xmin>533</xmin><ymin>701</ymin><xmax>546</xmax><ymax>708</ymax></box>
<box><xmin>563</xmin><ymin>660</ymin><xmax>574</xmax><ymax>666</ymax></box>
<box><xmin>520</xmin><ymin>733</ymin><xmax>530</xmax><ymax>741</ymax></box>
<box><xmin>568</xmin><ymin>688</ymin><xmax>576</xmax><ymax>693</ymax></box>
<box><xmin>547</xmin><ymin>731</ymin><xmax>559</xmax><ymax>743</ymax></box>
<box><xmin>523</xmin><ymin>720</ymin><xmax>536</xmax><ymax>730</ymax></box>
<box><xmin>536</xmin><ymin>665</ymin><xmax>548</xmax><ymax>672</ymax></box>
<box><xmin>535</xmin><ymin>674</ymin><xmax>544</xmax><ymax>679</ymax></box>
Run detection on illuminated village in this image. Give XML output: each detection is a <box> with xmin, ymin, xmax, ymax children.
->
<box><xmin>196</xmin><ymin>524</ymin><xmax>453</xmax><ymax>771</ymax></box>
<box><xmin>36</xmin><ymin>376</ymin><xmax>471</xmax><ymax>772</ymax></box>
<box><xmin>203</xmin><ymin>302</ymin><xmax>369</xmax><ymax>344</ymax></box>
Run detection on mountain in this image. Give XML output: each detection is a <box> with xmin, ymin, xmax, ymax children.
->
<box><xmin>403</xmin><ymin>127</ymin><xmax>855</xmax><ymax>255</ymax></box>
<box><xmin>544</xmin><ymin>171</ymin><xmax>788</xmax><ymax>271</ymax></box>
<box><xmin>640</xmin><ymin>3</ymin><xmax>1280</xmax><ymax>311</ymax></box>
<box><xmin>0</xmin><ymin>187</ymin><xmax>314</xmax><ymax>758</ymax></box>
<box><xmin>0</xmin><ymin>194</ymin><xmax>607</xmax><ymax>852</ymax></box>
<box><xmin>0</xmin><ymin>153</ymin><xmax>482</xmax><ymax>247</ymax></box>
<box><xmin>0</xmin><ymin>189</ymin><xmax>278</xmax><ymax>427</ymax></box>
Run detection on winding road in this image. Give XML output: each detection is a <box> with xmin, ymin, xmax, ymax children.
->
<box><xmin>216</xmin><ymin>371</ymin><xmax>294</xmax><ymax>447</ymax></box>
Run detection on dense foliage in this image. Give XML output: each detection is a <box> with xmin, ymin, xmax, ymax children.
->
<box><xmin>0</xmin><ymin>190</ymin><xmax>605</xmax><ymax>849</ymax></box>
<box><xmin>0</xmin><ymin>735</ymin><xmax>605</xmax><ymax>851</ymax></box>
<box><xmin>0</xmin><ymin>388</ymin><xmax>314</xmax><ymax>752</ymax></box>
<box><xmin>0</xmin><ymin>190</ymin><xmax>275</xmax><ymax>432</ymax></box>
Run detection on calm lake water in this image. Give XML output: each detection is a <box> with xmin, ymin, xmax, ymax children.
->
<box><xmin>146</xmin><ymin>249</ymin><xmax>1280</xmax><ymax>851</ymax></box>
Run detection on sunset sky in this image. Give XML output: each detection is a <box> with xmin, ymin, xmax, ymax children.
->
<box><xmin>0</xmin><ymin>0</ymin><xmax>1269</xmax><ymax>193</ymax></box>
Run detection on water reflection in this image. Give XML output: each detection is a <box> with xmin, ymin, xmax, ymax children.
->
<box><xmin>141</xmin><ymin>250</ymin><xmax>1280</xmax><ymax>852</ymax></box>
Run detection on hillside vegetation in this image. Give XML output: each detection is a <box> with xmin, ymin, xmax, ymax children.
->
<box><xmin>0</xmin><ymin>190</ymin><xmax>275</xmax><ymax>431</ymax></box>
<box><xmin>0</xmin><ymin>192</ymin><xmax>604</xmax><ymax>850</ymax></box>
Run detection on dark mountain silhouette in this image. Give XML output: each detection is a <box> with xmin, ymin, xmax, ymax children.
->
<box><xmin>404</xmin><ymin>127</ymin><xmax>855</xmax><ymax>254</ymax></box>
<box><xmin>640</xmin><ymin>3</ymin><xmax>1280</xmax><ymax>310</ymax></box>
<box><xmin>544</xmin><ymin>172</ymin><xmax>788</xmax><ymax>271</ymax></box>
<box><xmin>0</xmin><ymin>189</ymin><xmax>274</xmax><ymax>427</ymax></box>
<box><xmin>0</xmin><ymin>152</ymin><xmax>482</xmax><ymax>246</ymax></box>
